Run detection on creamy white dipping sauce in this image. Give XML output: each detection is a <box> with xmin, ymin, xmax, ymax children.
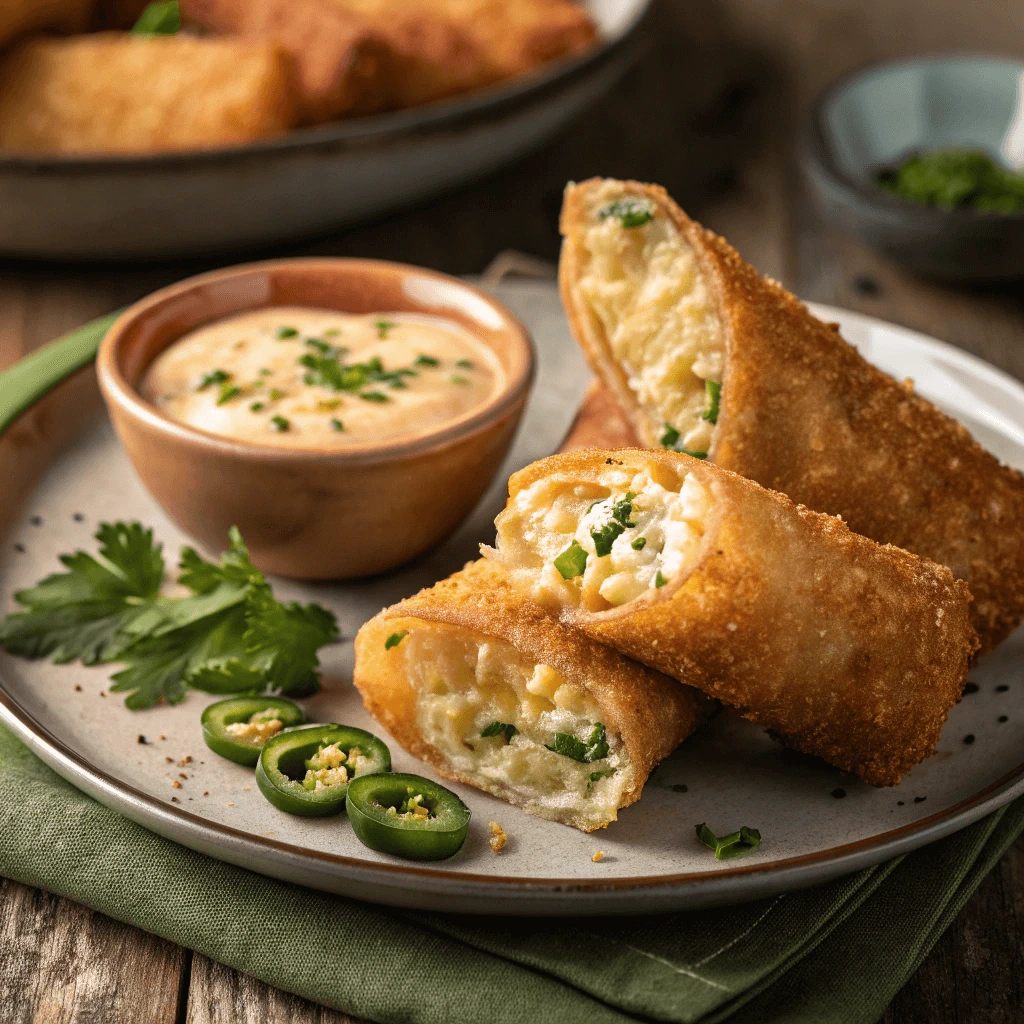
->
<box><xmin>142</xmin><ymin>307</ymin><xmax>502</xmax><ymax>448</ymax></box>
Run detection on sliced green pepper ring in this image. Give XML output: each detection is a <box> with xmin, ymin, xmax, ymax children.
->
<box><xmin>346</xmin><ymin>773</ymin><xmax>471</xmax><ymax>861</ymax></box>
<box><xmin>201</xmin><ymin>696</ymin><xmax>305</xmax><ymax>766</ymax></box>
<box><xmin>256</xmin><ymin>724</ymin><xmax>391</xmax><ymax>817</ymax></box>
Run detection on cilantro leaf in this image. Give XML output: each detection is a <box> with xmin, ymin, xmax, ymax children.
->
<box><xmin>546</xmin><ymin>722</ymin><xmax>609</xmax><ymax>763</ymax></box>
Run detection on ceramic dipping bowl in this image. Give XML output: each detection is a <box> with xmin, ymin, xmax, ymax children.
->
<box><xmin>801</xmin><ymin>55</ymin><xmax>1024</xmax><ymax>280</ymax></box>
<box><xmin>97</xmin><ymin>259</ymin><xmax>534</xmax><ymax>580</ymax></box>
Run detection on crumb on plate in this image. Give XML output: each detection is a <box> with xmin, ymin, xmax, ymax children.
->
<box><xmin>488</xmin><ymin>821</ymin><xmax>507</xmax><ymax>853</ymax></box>
<box><xmin>592</xmin><ymin>851</ymin><xmax>604</xmax><ymax>863</ymax></box>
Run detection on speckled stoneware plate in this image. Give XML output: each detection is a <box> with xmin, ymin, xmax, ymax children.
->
<box><xmin>1</xmin><ymin>281</ymin><xmax>1023</xmax><ymax>916</ymax></box>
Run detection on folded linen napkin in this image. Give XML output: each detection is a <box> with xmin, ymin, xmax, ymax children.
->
<box><xmin>1</xmin><ymin>724</ymin><xmax>1021</xmax><ymax>1024</ymax></box>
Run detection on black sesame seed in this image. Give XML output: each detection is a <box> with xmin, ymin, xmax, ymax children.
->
<box><xmin>999</xmin><ymin>715</ymin><xmax>1008</xmax><ymax>723</ymax></box>
<box><xmin>914</xmin><ymin>796</ymin><xmax>927</xmax><ymax>803</ymax></box>
<box><xmin>832</xmin><ymin>788</ymin><xmax>847</xmax><ymax>799</ymax></box>
<box><xmin>29</xmin><ymin>515</ymin><xmax>42</xmax><ymax>526</ymax></box>
<box><xmin>963</xmin><ymin>682</ymin><xmax>979</xmax><ymax>695</ymax></box>
<box><xmin>997</xmin><ymin>685</ymin><xmax>1010</xmax><ymax>692</ymax></box>
<box><xmin>897</xmin><ymin>801</ymin><xmax>904</xmax><ymax>806</ymax></box>
<box><xmin>853</xmin><ymin>274</ymin><xmax>880</xmax><ymax>297</ymax></box>
<box><xmin>137</xmin><ymin>735</ymin><xmax>148</xmax><ymax>745</ymax></box>
<box><xmin>13</xmin><ymin>543</ymin><xmax>24</xmax><ymax>553</ymax></box>
<box><xmin>73</xmin><ymin>513</ymin><xmax>84</xmax><ymax>522</ymax></box>
<box><xmin>963</xmin><ymin>734</ymin><xmax>975</xmax><ymax>745</ymax></box>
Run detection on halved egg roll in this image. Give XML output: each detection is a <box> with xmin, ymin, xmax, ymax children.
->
<box><xmin>559</xmin><ymin>177</ymin><xmax>1024</xmax><ymax>654</ymax></box>
<box><xmin>485</xmin><ymin>448</ymin><xmax>977</xmax><ymax>787</ymax></box>
<box><xmin>353</xmin><ymin>559</ymin><xmax>709</xmax><ymax>832</ymax></box>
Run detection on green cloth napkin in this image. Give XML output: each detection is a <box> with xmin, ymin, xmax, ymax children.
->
<box><xmin>1</xmin><ymin>723</ymin><xmax>1020</xmax><ymax>1024</ymax></box>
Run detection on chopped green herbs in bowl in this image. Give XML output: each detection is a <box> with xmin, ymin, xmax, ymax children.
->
<box><xmin>876</xmin><ymin>150</ymin><xmax>1024</xmax><ymax>214</ymax></box>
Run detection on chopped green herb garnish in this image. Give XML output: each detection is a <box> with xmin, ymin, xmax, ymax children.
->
<box><xmin>305</xmin><ymin>337</ymin><xmax>335</xmax><ymax>355</ymax></box>
<box><xmin>324</xmin><ymin>328</ymin><xmax>340</xmax><ymax>338</ymax></box>
<box><xmin>481</xmin><ymin>721</ymin><xmax>517</xmax><ymax>743</ymax></box>
<box><xmin>330</xmin><ymin>418</ymin><xmax>344</xmax><ymax>432</ymax></box>
<box><xmin>131</xmin><ymin>0</ymin><xmax>181</xmax><ymax>35</ymax></box>
<box><xmin>249</xmin><ymin>402</ymin><xmax>265</xmax><ymax>413</ymax></box>
<box><xmin>591</xmin><ymin>520</ymin><xmax>624</xmax><ymax>558</ymax></box>
<box><xmin>276</xmin><ymin>327</ymin><xmax>299</xmax><ymax>339</ymax></box>
<box><xmin>216</xmin><ymin>383</ymin><xmax>241</xmax><ymax>406</ymax></box>
<box><xmin>415</xmin><ymin>354</ymin><xmax>440</xmax><ymax>367</ymax></box>
<box><xmin>375</xmin><ymin>319</ymin><xmax>398</xmax><ymax>339</ymax></box>
<box><xmin>876</xmin><ymin>149</ymin><xmax>1024</xmax><ymax>213</ymax></box>
<box><xmin>546</xmin><ymin>723</ymin><xmax>608</xmax><ymax>763</ymax></box>
<box><xmin>610</xmin><ymin>495</ymin><xmax>637</xmax><ymax>528</ymax></box>
<box><xmin>259</xmin><ymin>368</ymin><xmax>273</xmax><ymax>376</ymax></box>
<box><xmin>696</xmin><ymin>823</ymin><xmax>761</xmax><ymax>860</ymax></box>
<box><xmin>360</xmin><ymin>391</ymin><xmax>389</xmax><ymax>403</ymax></box>
<box><xmin>599</xmin><ymin>197</ymin><xmax>655</xmax><ymax>228</ymax></box>
<box><xmin>268</xmin><ymin>389</ymin><xmax>285</xmax><ymax>401</ymax></box>
<box><xmin>680</xmin><ymin>449</ymin><xmax>708</xmax><ymax>459</ymax></box>
<box><xmin>655</xmin><ymin>570</ymin><xmax>667</xmax><ymax>588</ymax></box>
<box><xmin>451</xmin><ymin>375</ymin><xmax>470</xmax><ymax>386</ymax></box>
<box><xmin>0</xmin><ymin>522</ymin><xmax>337</xmax><ymax>709</ymax></box>
<box><xmin>384</xmin><ymin>631</ymin><xmax>408</xmax><ymax>650</ymax></box>
<box><xmin>270</xmin><ymin>416</ymin><xmax>289</xmax><ymax>432</ymax></box>
<box><xmin>197</xmin><ymin>369</ymin><xmax>230</xmax><ymax>391</ymax></box>
<box><xmin>703</xmin><ymin>380</ymin><xmax>721</xmax><ymax>424</ymax></box>
<box><xmin>553</xmin><ymin>540</ymin><xmax>588</xmax><ymax>580</ymax></box>
<box><xmin>660</xmin><ymin>424</ymin><xmax>681</xmax><ymax>449</ymax></box>
<box><xmin>631</xmin><ymin>536</ymin><xmax>647</xmax><ymax>550</ymax></box>
<box><xmin>299</xmin><ymin>353</ymin><xmax>345</xmax><ymax>391</ymax></box>
<box><xmin>456</xmin><ymin>359</ymin><xmax>474</xmax><ymax>370</ymax></box>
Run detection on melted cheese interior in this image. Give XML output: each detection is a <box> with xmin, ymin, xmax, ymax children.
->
<box><xmin>403</xmin><ymin>625</ymin><xmax>633</xmax><ymax>827</ymax></box>
<box><xmin>492</xmin><ymin>463</ymin><xmax>711</xmax><ymax>613</ymax></box>
<box><xmin>577</xmin><ymin>182</ymin><xmax>724</xmax><ymax>451</ymax></box>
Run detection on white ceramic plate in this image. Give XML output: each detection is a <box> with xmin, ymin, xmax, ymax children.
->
<box><xmin>0</xmin><ymin>1</ymin><xmax>649</xmax><ymax>261</ymax></box>
<box><xmin>1</xmin><ymin>282</ymin><xmax>1023</xmax><ymax>916</ymax></box>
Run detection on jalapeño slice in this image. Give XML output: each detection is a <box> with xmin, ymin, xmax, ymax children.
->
<box><xmin>256</xmin><ymin>724</ymin><xmax>390</xmax><ymax>817</ymax></box>
<box><xmin>346</xmin><ymin>773</ymin><xmax>471</xmax><ymax>861</ymax></box>
<box><xmin>201</xmin><ymin>696</ymin><xmax>305</xmax><ymax>766</ymax></box>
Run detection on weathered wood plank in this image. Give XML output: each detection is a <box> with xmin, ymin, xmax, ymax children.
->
<box><xmin>185</xmin><ymin>954</ymin><xmax>361</xmax><ymax>1024</ymax></box>
<box><xmin>0</xmin><ymin>878</ymin><xmax>187</xmax><ymax>1024</ymax></box>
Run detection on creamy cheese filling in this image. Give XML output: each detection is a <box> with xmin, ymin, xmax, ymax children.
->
<box><xmin>403</xmin><ymin>626</ymin><xmax>632</xmax><ymax>823</ymax></box>
<box><xmin>578</xmin><ymin>183</ymin><xmax>725</xmax><ymax>452</ymax></box>
<box><xmin>493</xmin><ymin>466</ymin><xmax>711</xmax><ymax>613</ymax></box>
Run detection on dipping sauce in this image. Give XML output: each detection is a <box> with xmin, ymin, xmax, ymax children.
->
<box><xmin>142</xmin><ymin>307</ymin><xmax>502</xmax><ymax>448</ymax></box>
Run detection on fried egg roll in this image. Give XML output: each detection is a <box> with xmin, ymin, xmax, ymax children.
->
<box><xmin>0</xmin><ymin>0</ymin><xmax>93</xmax><ymax>50</ymax></box>
<box><xmin>485</xmin><ymin>448</ymin><xmax>977</xmax><ymax>787</ymax></box>
<box><xmin>353</xmin><ymin>559</ymin><xmax>709</xmax><ymax>832</ymax></box>
<box><xmin>0</xmin><ymin>33</ymin><xmax>297</xmax><ymax>155</ymax></box>
<box><xmin>559</xmin><ymin>178</ymin><xmax>1024</xmax><ymax>654</ymax></box>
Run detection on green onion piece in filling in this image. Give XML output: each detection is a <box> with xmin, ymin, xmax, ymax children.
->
<box><xmin>270</xmin><ymin>415</ymin><xmax>290</xmax><ymax>432</ymax></box>
<box><xmin>249</xmin><ymin>401</ymin><xmax>265</xmax><ymax>413</ymax></box>
<box><xmin>611</xmin><ymin>494</ymin><xmax>637</xmax><ymax>527</ymax></box>
<box><xmin>259</xmin><ymin>368</ymin><xmax>273</xmax><ymax>375</ymax></box>
<box><xmin>385</xmin><ymin>630</ymin><xmax>409</xmax><ymax>650</ymax></box>
<box><xmin>598</xmin><ymin>197</ymin><xmax>655</xmax><ymax>229</ymax></box>
<box><xmin>660</xmin><ymin>424</ymin><xmax>681</xmax><ymax>449</ymax></box>
<box><xmin>703</xmin><ymin>379</ymin><xmax>721</xmax><ymax>424</ymax></box>
<box><xmin>481</xmin><ymin>721</ymin><xmax>517</xmax><ymax>743</ymax></box>
<box><xmin>631</xmin><ymin>536</ymin><xmax>647</xmax><ymax>550</ymax></box>
<box><xmin>360</xmin><ymin>391</ymin><xmax>389</xmax><ymax>403</ymax></box>
<box><xmin>131</xmin><ymin>0</ymin><xmax>181</xmax><ymax>35</ymax></box>
<box><xmin>553</xmin><ymin>540</ymin><xmax>588</xmax><ymax>580</ymax></box>
<box><xmin>415</xmin><ymin>354</ymin><xmax>440</xmax><ymax>367</ymax></box>
<box><xmin>276</xmin><ymin>326</ymin><xmax>299</xmax><ymax>339</ymax></box>
<box><xmin>655</xmin><ymin>570</ymin><xmax>667</xmax><ymax>588</ymax></box>
<box><xmin>591</xmin><ymin>520</ymin><xmax>625</xmax><ymax>558</ymax></box>
<box><xmin>680</xmin><ymin>449</ymin><xmax>708</xmax><ymax>459</ymax></box>
<box><xmin>696</xmin><ymin>823</ymin><xmax>762</xmax><ymax>860</ymax></box>
<box><xmin>216</xmin><ymin>382</ymin><xmax>241</xmax><ymax>406</ymax></box>
<box><xmin>330</xmin><ymin>418</ymin><xmax>345</xmax><ymax>432</ymax></box>
<box><xmin>324</xmin><ymin>328</ymin><xmax>340</xmax><ymax>338</ymax></box>
<box><xmin>456</xmin><ymin>359</ymin><xmax>474</xmax><ymax>369</ymax></box>
<box><xmin>451</xmin><ymin>374</ymin><xmax>470</xmax><ymax>386</ymax></box>
<box><xmin>197</xmin><ymin>369</ymin><xmax>230</xmax><ymax>391</ymax></box>
<box><xmin>268</xmin><ymin>388</ymin><xmax>285</xmax><ymax>401</ymax></box>
<box><xmin>375</xmin><ymin>319</ymin><xmax>397</xmax><ymax>339</ymax></box>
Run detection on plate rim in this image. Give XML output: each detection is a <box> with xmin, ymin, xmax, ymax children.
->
<box><xmin>2</xmin><ymin>295</ymin><xmax>1024</xmax><ymax>912</ymax></box>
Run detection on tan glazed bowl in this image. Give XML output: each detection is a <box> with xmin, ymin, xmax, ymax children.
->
<box><xmin>97</xmin><ymin>258</ymin><xmax>534</xmax><ymax>580</ymax></box>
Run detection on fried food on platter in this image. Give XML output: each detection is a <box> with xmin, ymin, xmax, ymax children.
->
<box><xmin>558</xmin><ymin>178</ymin><xmax>1024</xmax><ymax>655</ymax></box>
<box><xmin>0</xmin><ymin>0</ymin><xmax>93</xmax><ymax>49</ymax></box>
<box><xmin>353</xmin><ymin>559</ymin><xmax>709</xmax><ymax>832</ymax></box>
<box><xmin>485</xmin><ymin>448</ymin><xmax>977</xmax><ymax>787</ymax></box>
<box><xmin>181</xmin><ymin>0</ymin><xmax>596</xmax><ymax>124</ymax></box>
<box><xmin>0</xmin><ymin>33</ymin><xmax>297</xmax><ymax>155</ymax></box>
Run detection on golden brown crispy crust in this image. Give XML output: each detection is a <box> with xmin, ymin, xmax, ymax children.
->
<box><xmin>353</xmin><ymin>559</ymin><xmax>710</xmax><ymax>830</ymax></box>
<box><xmin>0</xmin><ymin>0</ymin><xmax>93</xmax><ymax>49</ymax></box>
<box><xmin>0</xmin><ymin>34</ymin><xmax>296</xmax><ymax>155</ymax></box>
<box><xmin>560</xmin><ymin>178</ymin><xmax>1024</xmax><ymax>654</ymax></box>
<box><xmin>495</xmin><ymin>448</ymin><xmax>978</xmax><ymax>787</ymax></box>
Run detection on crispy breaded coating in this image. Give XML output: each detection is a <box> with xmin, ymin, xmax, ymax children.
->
<box><xmin>488</xmin><ymin>448</ymin><xmax>978</xmax><ymax>787</ymax></box>
<box><xmin>354</xmin><ymin>559</ymin><xmax>709</xmax><ymax>831</ymax></box>
<box><xmin>181</xmin><ymin>0</ymin><xmax>596</xmax><ymax>124</ymax></box>
<box><xmin>0</xmin><ymin>0</ymin><xmax>93</xmax><ymax>50</ymax></box>
<box><xmin>559</xmin><ymin>178</ymin><xmax>1024</xmax><ymax>654</ymax></box>
<box><xmin>0</xmin><ymin>33</ymin><xmax>297</xmax><ymax>155</ymax></box>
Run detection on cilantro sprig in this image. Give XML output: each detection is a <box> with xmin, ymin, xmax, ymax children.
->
<box><xmin>0</xmin><ymin>523</ymin><xmax>338</xmax><ymax>710</ymax></box>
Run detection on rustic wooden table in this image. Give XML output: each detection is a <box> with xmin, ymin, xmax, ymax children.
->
<box><xmin>2</xmin><ymin>1</ymin><xmax>1024</xmax><ymax>1020</ymax></box>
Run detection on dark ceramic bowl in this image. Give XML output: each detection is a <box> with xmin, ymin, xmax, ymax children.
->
<box><xmin>801</xmin><ymin>55</ymin><xmax>1024</xmax><ymax>281</ymax></box>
